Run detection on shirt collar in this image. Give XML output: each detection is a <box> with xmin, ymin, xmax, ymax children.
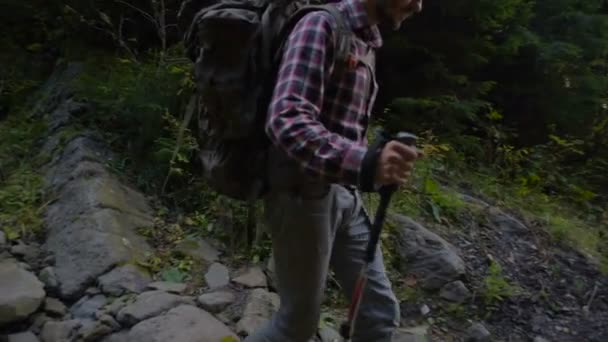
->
<box><xmin>338</xmin><ymin>0</ymin><xmax>383</xmax><ymax>48</ymax></box>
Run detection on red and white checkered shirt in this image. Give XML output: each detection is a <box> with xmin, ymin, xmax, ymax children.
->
<box><xmin>266</xmin><ymin>0</ymin><xmax>383</xmax><ymax>187</ymax></box>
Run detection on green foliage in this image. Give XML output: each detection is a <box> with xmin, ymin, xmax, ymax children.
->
<box><xmin>483</xmin><ymin>261</ymin><xmax>519</xmax><ymax>307</ymax></box>
<box><xmin>0</xmin><ymin>110</ymin><xmax>47</xmax><ymax>241</ymax></box>
<box><xmin>72</xmin><ymin>51</ymin><xmax>195</xmax><ymax>194</ymax></box>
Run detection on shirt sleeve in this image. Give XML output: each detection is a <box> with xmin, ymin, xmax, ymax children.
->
<box><xmin>265</xmin><ymin>11</ymin><xmax>368</xmax><ymax>186</ymax></box>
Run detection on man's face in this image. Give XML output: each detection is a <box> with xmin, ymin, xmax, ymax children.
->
<box><xmin>380</xmin><ymin>0</ymin><xmax>423</xmax><ymax>30</ymax></box>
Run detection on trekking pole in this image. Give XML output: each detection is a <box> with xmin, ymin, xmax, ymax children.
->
<box><xmin>340</xmin><ymin>131</ymin><xmax>418</xmax><ymax>341</ymax></box>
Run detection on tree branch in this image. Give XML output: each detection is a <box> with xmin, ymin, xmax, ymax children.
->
<box><xmin>114</xmin><ymin>0</ymin><xmax>157</xmax><ymax>25</ymax></box>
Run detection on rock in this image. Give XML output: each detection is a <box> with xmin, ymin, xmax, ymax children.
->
<box><xmin>391</xmin><ymin>215</ymin><xmax>466</xmax><ymax>290</ymax></box>
<box><xmin>85</xmin><ymin>287</ymin><xmax>101</xmax><ymax>296</ymax></box>
<box><xmin>0</xmin><ymin>230</ymin><xmax>6</xmax><ymax>248</ymax></box>
<box><xmin>43</xmin><ymin>144</ymin><xmax>154</xmax><ymax>300</ymax></box>
<box><xmin>0</xmin><ymin>252</ymin><xmax>14</xmax><ymax>264</ymax></box>
<box><xmin>76</xmin><ymin>319</ymin><xmax>115</xmax><ymax>342</ymax></box>
<box><xmin>174</xmin><ymin>237</ymin><xmax>220</xmax><ymax>263</ymax></box>
<box><xmin>128</xmin><ymin>304</ymin><xmax>239</xmax><ymax>342</ymax></box>
<box><xmin>205</xmin><ymin>263</ymin><xmax>230</xmax><ymax>289</ymax></box>
<box><xmin>233</xmin><ymin>266</ymin><xmax>268</xmax><ymax>288</ymax></box>
<box><xmin>116</xmin><ymin>290</ymin><xmax>193</xmax><ymax>327</ymax></box>
<box><xmin>0</xmin><ymin>259</ymin><xmax>46</xmax><ymax>326</ymax></box>
<box><xmin>440</xmin><ymin>281</ymin><xmax>471</xmax><ymax>303</ymax></box>
<box><xmin>266</xmin><ymin>254</ymin><xmax>277</xmax><ymax>290</ymax></box>
<box><xmin>318</xmin><ymin>325</ymin><xmax>341</xmax><ymax>342</ymax></box>
<box><xmin>487</xmin><ymin>207</ymin><xmax>528</xmax><ymax>233</ymax></box>
<box><xmin>146</xmin><ymin>281</ymin><xmax>188</xmax><ymax>294</ymax></box>
<box><xmin>19</xmin><ymin>262</ymin><xmax>33</xmax><ymax>271</ymax></box>
<box><xmin>38</xmin><ymin>267</ymin><xmax>59</xmax><ymax>291</ymax></box>
<box><xmin>100</xmin><ymin>331</ymin><xmax>130</xmax><ymax>342</ymax></box>
<box><xmin>393</xmin><ymin>326</ymin><xmax>430</xmax><ymax>342</ymax></box>
<box><xmin>103</xmin><ymin>296</ymin><xmax>130</xmax><ymax>317</ymax></box>
<box><xmin>70</xmin><ymin>294</ymin><xmax>108</xmax><ymax>320</ymax></box>
<box><xmin>236</xmin><ymin>288</ymin><xmax>280</xmax><ymax>336</ymax></box>
<box><xmin>197</xmin><ymin>290</ymin><xmax>236</xmax><ymax>313</ymax></box>
<box><xmin>98</xmin><ymin>314</ymin><xmax>121</xmax><ymax>331</ymax></box>
<box><xmin>11</xmin><ymin>243</ymin><xmax>41</xmax><ymax>264</ymax></box>
<box><xmin>42</xmin><ymin>254</ymin><xmax>55</xmax><ymax>267</ymax></box>
<box><xmin>531</xmin><ymin>314</ymin><xmax>552</xmax><ymax>333</ymax></box>
<box><xmin>459</xmin><ymin>194</ymin><xmax>491</xmax><ymax>208</ymax></box>
<box><xmin>29</xmin><ymin>313</ymin><xmax>51</xmax><ymax>334</ymax></box>
<box><xmin>534</xmin><ymin>337</ymin><xmax>550</xmax><ymax>342</ymax></box>
<box><xmin>420</xmin><ymin>304</ymin><xmax>430</xmax><ymax>316</ymax></box>
<box><xmin>98</xmin><ymin>264</ymin><xmax>152</xmax><ymax>296</ymax></box>
<box><xmin>7</xmin><ymin>331</ymin><xmax>40</xmax><ymax>342</ymax></box>
<box><xmin>44</xmin><ymin>297</ymin><xmax>67</xmax><ymax>317</ymax></box>
<box><xmin>40</xmin><ymin>320</ymin><xmax>81</xmax><ymax>342</ymax></box>
<box><xmin>465</xmin><ymin>322</ymin><xmax>491</xmax><ymax>342</ymax></box>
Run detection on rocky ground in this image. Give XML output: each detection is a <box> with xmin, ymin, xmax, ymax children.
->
<box><xmin>1</xmin><ymin>64</ymin><xmax>607</xmax><ymax>342</ymax></box>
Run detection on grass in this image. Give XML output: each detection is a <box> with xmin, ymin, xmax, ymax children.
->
<box><xmin>0</xmin><ymin>109</ymin><xmax>48</xmax><ymax>241</ymax></box>
<box><xmin>460</xmin><ymin>167</ymin><xmax>607</xmax><ymax>271</ymax></box>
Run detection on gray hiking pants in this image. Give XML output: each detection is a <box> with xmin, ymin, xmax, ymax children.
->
<box><xmin>244</xmin><ymin>183</ymin><xmax>400</xmax><ymax>342</ymax></box>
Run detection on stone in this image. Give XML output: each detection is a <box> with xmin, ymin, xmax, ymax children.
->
<box><xmin>205</xmin><ymin>263</ymin><xmax>230</xmax><ymax>289</ymax></box>
<box><xmin>393</xmin><ymin>326</ymin><xmax>430</xmax><ymax>342</ymax></box>
<box><xmin>18</xmin><ymin>262</ymin><xmax>33</xmax><ymax>271</ymax></box>
<box><xmin>420</xmin><ymin>304</ymin><xmax>430</xmax><ymax>316</ymax></box>
<box><xmin>197</xmin><ymin>290</ymin><xmax>236</xmax><ymax>313</ymax></box>
<box><xmin>236</xmin><ymin>288</ymin><xmax>280</xmax><ymax>336</ymax></box>
<box><xmin>103</xmin><ymin>296</ymin><xmax>130</xmax><ymax>317</ymax></box>
<box><xmin>85</xmin><ymin>287</ymin><xmax>101</xmax><ymax>296</ymax></box>
<box><xmin>40</xmin><ymin>320</ymin><xmax>81</xmax><ymax>342</ymax></box>
<box><xmin>233</xmin><ymin>266</ymin><xmax>268</xmax><ymax>288</ymax></box>
<box><xmin>459</xmin><ymin>194</ymin><xmax>491</xmax><ymax>208</ymax></box>
<box><xmin>29</xmin><ymin>313</ymin><xmax>51</xmax><ymax>334</ymax></box>
<box><xmin>128</xmin><ymin>305</ymin><xmax>239</xmax><ymax>342</ymax></box>
<box><xmin>43</xmin><ymin>154</ymin><xmax>154</xmax><ymax>300</ymax></box>
<box><xmin>38</xmin><ymin>267</ymin><xmax>59</xmax><ymax>291</ymax></box>
<box><xmin>391</xmin><ymin>215</ymin><xmax>466</xmax><ymax>290</ymax></box>
<box><xmin>318</xmin><ymin>325</ymin><xmax>341</xmax><ymax>342</ymax></box>
<box><xmin>100</xmin><ymin>331</ymin><xmax>130</xmax><ymax>342</ymax></box>
<box><xmin>98</xmin><ymin>314</ymin><xmax>121</xmax><ymax>331</ymax></box>
<box><xmin>534</xmin><ymin>337</ymin><xmax>550</xmax><ymax>342</ymax></box>
<box><xmin>116</xmin><ymin>290</ymin><xmax>193</xmax><ymax>327</ymax></box>
<box><xmin>146</xmin><ymin>281</ymin><xmax>188</xmax><ymax>294</ymax></box>
<box><xmin>70</xmin><ymin>294</ymin><xmax>108</xmax><ymax>319</ymax></box>
<box><xmin>7</xmin><ymin>331</ymin><xmax>40</xmax><ymax>342</ymax></box>
<box><xmin>174</xmin><ymin>237</ymin><xmax>220</xmax><ymax>263</ymax></box>
<box><xmin>11</xmin><ymin>243</ymin><xmax>41</xmax><ymax>264</ymax></box>
<box><xmin>98</xmin><ymin>264</ymin><xmax>152</xmax><ymax>296</ymax></box>
<box><xmin>0</xmin><ymin>230</ymin><xmax>6</xmax><ymax>248</ymax></box>
<box><xmin>0</xmin><ymin>259</ymin><xmax>46</xmax><ymax>327</ymax></box>
<box><xmin>44</xmin><ymin>297</ymin><xmax>67</xmax><ymax>317</ymax></box>
<box><xmin>487</xmin><ymin>207</ymin><xmax>529</xmax><ymax>233</ymax></box>
<box><xmin>440</xmin><ymin>281</ymin><xmax>471</xmax><ymax>303</ymax></box>
<box><xmin>465</xmin><ymin>322</ymin><xmax>491</xmax><ymax>342</ymax></box>
<box><xmin>76</xmin><ymin>319</ymin><xmax>115</xmax><ymax>342</ymax></box>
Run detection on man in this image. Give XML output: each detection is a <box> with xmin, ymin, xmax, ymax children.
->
<box><xmin>245</xmin><ymin>0</ymin><xmax>424</xmax><ymax>341</ymax></box>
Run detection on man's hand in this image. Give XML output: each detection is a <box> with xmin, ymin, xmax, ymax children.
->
<box><xmin>375</xmin><ymin>140</ymin><xmax>422</xmax><ymax>186</ymax></box>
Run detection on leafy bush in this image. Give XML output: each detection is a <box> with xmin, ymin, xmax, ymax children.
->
<box><xmin>72</xmin><ymin>50</ymin><xmax>195</xmax><ymax>193</ymax></box>
<box><xmin>0</xmin><ymin>110</ymin><xmax>47</xmax><ymax>241</ymax></box>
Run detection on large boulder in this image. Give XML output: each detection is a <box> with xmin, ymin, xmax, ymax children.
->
<box><xmin>43</xmin><ymin>138</ymin><xmax>154</xmax><ymax>300</ymax></box>
<box><xmin>128</xmin><ymin>305</ymin><xmax>239</xmax><ymax>342</ymax></box>
<box><xmin>0</xmin><ymin>259</ymin><xmax>46</xmax><ymax>327</ymax></box>
<box><xmin>391</xmin><ymin>214</ymin><xmax>466</xmax><ymax>290</ymax></box>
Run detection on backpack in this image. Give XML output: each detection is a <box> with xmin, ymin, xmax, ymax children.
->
<box><xmin>178</xmin><ymin>0</ymin><xmax>355</xmax><ymax>201</ymax></box>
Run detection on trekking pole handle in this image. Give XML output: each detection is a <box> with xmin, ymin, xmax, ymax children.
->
<box><xmin>364</xmin><ymin>131</ymin><xmax>418</xmax><ymax>263</ymax></box>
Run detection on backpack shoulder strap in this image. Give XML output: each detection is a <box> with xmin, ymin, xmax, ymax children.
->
<box><xmin>272</xmin><ymin>3</ymin><xmax>354</xmax><ymax>64</ymax></box>
<box><xmin>317</xmin><ymin>3</ymin><xmax>352</xmax><ymax>63</ymax></box>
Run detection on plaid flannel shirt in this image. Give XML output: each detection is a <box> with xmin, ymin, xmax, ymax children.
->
<box><xmin>266</xmin><ymin>0</ymin><xmax>383</xmax><ymax>187</ymax></box>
